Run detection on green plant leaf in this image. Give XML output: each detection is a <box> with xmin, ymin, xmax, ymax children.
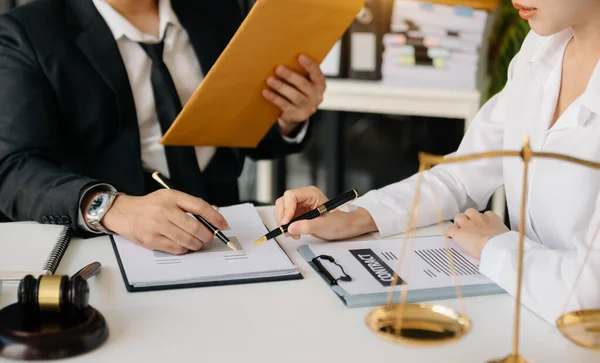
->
<box><xmin>485</xmin><ymin>0</ymin><xmax>530</xmax><ymax>102</ymax></box>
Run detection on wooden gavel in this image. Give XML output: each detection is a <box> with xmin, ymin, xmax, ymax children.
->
<box><xmin>16</xmin><ymin>262</ymin><xmax>101</xmax><ymax>313</ymax></box>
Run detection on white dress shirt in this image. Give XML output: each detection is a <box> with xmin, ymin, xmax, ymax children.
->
<box><xmin>354</xmin><ymin>29</ymin><xmax>600</xmax><ymax>325</ymax></box>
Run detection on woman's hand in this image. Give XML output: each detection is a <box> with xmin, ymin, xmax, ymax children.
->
<box><xmin>273</xmin><ymin>186</ymin><xmax>378</xmax><ymax>241</ymax></box>
<box><xmin>445</xmin><ymin>208</ymin><xmax>510</xmax><ymax>259</ymax></box>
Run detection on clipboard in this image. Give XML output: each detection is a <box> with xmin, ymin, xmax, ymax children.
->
<box><xmin>160</xmin><ymin>0</ymin><xmax>365</xmax><ymax>148</ymax></box>
<box><xmin>108</xmin><ymin>203</ymin><xmax>304</xmax><ymax>292</ymax></box>
<box><xmin>110</xmin><ymin>235</ymin><xmax>303</xmax><ymax>292</ymax></box>
<box><xmin>297</xmin><ymin>238</ymin><xmax>505</xmax><ymax>308</ymax></box>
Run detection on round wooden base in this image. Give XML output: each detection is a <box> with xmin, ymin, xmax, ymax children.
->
<box><xmin>0</xmin><ymin>303</ymin><xmax>108</xmax><ymax>360</ymax></box>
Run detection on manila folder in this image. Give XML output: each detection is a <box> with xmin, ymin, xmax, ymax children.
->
<box><xmin>160</xmin><ymin>0</ymin><xmax>365</xmax><ymax>147</ymax></box>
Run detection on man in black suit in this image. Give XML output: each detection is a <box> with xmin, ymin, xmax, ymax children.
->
<box><xmin>0</xmin><ymin>0</ymin><xmax>326</xmax><ymax>254</ymax></box>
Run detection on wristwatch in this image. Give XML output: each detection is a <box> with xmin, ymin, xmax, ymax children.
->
<box><xmin>85</xmin><ymin>191</ymin><xmax>123</xmax><ymax>234</ymax></box>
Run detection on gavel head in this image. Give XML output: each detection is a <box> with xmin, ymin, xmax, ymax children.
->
<box><xmin>17</xmin><ymin>275</ymin><xmax>90</xmax><ymax>313</ymax></box>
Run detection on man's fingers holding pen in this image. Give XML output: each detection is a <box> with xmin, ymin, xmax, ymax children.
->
<box><xmin>168</xmin><ymin>209</ymin><xmax>214</xmax><ymax>244</ymax></box>
<box><xmin>160</xmin><ymin>221</ymin><xmax>204</xmax><ymax>251</ymax></box>
<box><xmin>102</xmin><ymin>190</ymin><xmax>229</xmax><ymax>254</ymax></box>
<box><xmin>145</xmin><ymin>235</ymin><xmax>189</xmax><ymax>255</ymax></box>
<box><xmin>173</xmin><ymin>190</ymin><xmax>229</xmax><ymax>230</ymax></box>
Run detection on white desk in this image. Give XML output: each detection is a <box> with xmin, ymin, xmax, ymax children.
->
<box><xmin>1</xmin><ymin>208</ymin><xmax>595</xmax><ymax>363</ymax></box>
<box><xmin>256</xmin><ymin>79</ymin><xmax>506</xmax><ymax>220</ymax></box>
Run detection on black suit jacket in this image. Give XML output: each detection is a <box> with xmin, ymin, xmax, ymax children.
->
<box><xmin>0</xmin><ymin>0</ymin><xmax>307</xmax><ymax>233</ymax></box>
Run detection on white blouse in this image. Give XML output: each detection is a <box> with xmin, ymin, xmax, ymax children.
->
<box><xmin>354</xmin><ymin>28</ymin><xmax>600</xmax><ymax>324</ymax></box>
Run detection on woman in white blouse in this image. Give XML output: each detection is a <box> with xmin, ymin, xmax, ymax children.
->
<box><xmin>274</xmin><ymin>1</ymin><xmax>600</xmax><ymax>324</ymax></box>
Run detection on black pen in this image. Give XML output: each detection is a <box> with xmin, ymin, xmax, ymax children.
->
<box><xmin>254</xmin><ymin>189</ymin><xmax>359</xmax><ymax>245</ymax></box>
<box><xmin>151</xmin><ymin>171</ymin><xmax>237</xmax><ymax>252</ymax></box>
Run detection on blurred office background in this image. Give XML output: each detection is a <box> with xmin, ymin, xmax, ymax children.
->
<box><xmin>1</xmin><ymin>0</ymin><xmax>529</xmax><ymax>207</ymax></box>
<box><xmin>236</xmin><ymin>0</ymin><xmax>529</xmax><ymax>209</ymax></box>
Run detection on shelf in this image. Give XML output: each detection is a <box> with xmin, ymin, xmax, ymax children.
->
<box><xmin>423</xmin><ymin>0</ymin><xmax>500</xmax><ymax>11</ymax></box>
<box><xmin>320</xmin><ymin>79</ymin><xmax>481</xmax><ymax>122</ymax></box>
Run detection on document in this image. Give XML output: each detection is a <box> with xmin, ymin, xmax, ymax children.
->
<box><xmin>112</xmin><ymin>204</ymin><xmax>300</xmax><ymax>291</ymax></box>
<box><xmin>298</xmin><ymin>236</ymin><xmax>505</xmax><ymax>307</ymax></box>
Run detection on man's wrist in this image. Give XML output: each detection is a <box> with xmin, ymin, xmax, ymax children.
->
<box><xmin>98</xmin><ymin>194</ymin><xmax>128</xmax><ymax>234</ymax></box>
<box><xmin>277</xmin><ymin>118</ymin><xmax>304</xmax><ymax>138</ymax></box>
<box><xmin>78</xmin><ymin>184</ymin><xmax>118</xmax><ymax>233</ymax></box>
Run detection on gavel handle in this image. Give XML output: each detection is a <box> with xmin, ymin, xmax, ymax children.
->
<box><xmin>0</xmin><ymin>271</ymin><xmax>45</xmax><ymax>282</ymax></box>
<box><xmin>72</xmin><ymin>262</ymin><xmax>102</xmax><ymax>280</ymax></box>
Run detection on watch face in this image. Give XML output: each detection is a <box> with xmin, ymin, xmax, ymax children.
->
<box><xmin>89</xmin><ymin>194</ymin><xmax>108</xmax><ymax>217</ymax></box>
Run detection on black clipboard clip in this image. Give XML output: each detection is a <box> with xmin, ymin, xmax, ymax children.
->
<box><xmin>311</xmin><ymin>255</ymin><xmax>352</xmax><ymax>286</ymax></box>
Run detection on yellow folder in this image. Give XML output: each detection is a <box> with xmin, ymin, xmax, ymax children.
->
<box><xmin>160</xmin><ymin>0</ymin><xmax>365</xmax><ymax>148</ymax></box>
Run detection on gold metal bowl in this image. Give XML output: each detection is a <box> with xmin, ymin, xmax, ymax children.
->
<box><xmin>557</xmin><ymin>310</ymin><xmax>600</xmax><ymax>350</ymax></box>
<box><xmin>366</xmin><ymin>303</ymin><xmax>471</xmax><ymax>347</ymax></box>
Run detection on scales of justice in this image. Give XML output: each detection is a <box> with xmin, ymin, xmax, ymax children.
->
<box><xmin>364</xmin><ymin>137</ymin><xmax>600</xmax><ymax>362</ymax></box>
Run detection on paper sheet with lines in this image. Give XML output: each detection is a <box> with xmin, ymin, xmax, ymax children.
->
<box><xmin>306</xmin><ymin>236</ymin><xmax>493</xmax><ymax>296</ymax></box>
<box><xmin>113</xmin><ymin>204</ymin><xmax>298</xmax><ymax>288</ymax></box>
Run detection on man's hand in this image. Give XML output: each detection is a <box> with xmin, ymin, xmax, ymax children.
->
<box><xmin>101</xmin><ymin>190</ymin><xmax>229</xmax><ymax>255</ymax></box>
<box><xmin>262</xmin><ymin>54</ymin><xmax>326</xmax><ymax>136</ymax></box>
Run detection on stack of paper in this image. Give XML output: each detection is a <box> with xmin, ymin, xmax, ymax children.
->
<box><xmin>382</xmin><ymin>1</ymin><xmax>491</xmax><ymax>91</ymax></box>
<box><xmin>112</xmin><ymin>204</ymin><xmax>300</xmax><ymax>291</ymax></box>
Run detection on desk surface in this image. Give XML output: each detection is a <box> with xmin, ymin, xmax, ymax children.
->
<box><xmin>1</xmin><ymin>207</ymin><xmax>597</xmax><ymax>363</ymax></box>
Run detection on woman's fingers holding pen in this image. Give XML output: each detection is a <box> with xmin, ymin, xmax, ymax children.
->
<box><xmin>275</xmin><ymin>186</ymin><xmax>329</xmax><ymax>225</ymax></box>
<box><xmin>275</xmin><ymin>186</ymin><xmax>329</xmax><ymax>240</ymax></box>
<box><xmin>287</xmin><ymin>217</ymin><xmax>328</xmax><ymax>238</ymax></box>
<box><xmin>275</xmin><ymin>197</ymin><xmax>300</xmax><ymax>239</ymax></box>
<box><xmin>274</xmin><ymin>197</ymin><xmax>286</xmax><ymax>226</ymax></box>
<box><xmin>287</xmin><ymin>208</ymin><xmax>376</xmax><ymax>241</ymax></box>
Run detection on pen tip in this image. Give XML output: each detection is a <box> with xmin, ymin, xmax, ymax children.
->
<box><xmin>254</xmin><ymin>236</ymin><xmax>267</xmax><ymax>245</ymax></box>
<box><xmin>227</xmin><ymin>242</ymin><xmax>238</xmax><ymax>252</ymax></box>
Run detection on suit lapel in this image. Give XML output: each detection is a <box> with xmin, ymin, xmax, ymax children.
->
<box><xmin>67</xmin><ymin>0</ymin><xmax>139</xmax><ymax>138</ymax></box>
<box><xmin>67</xmin><ymin>0</ymin><xmax>144</xmax><ymax>192</ymax></box>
